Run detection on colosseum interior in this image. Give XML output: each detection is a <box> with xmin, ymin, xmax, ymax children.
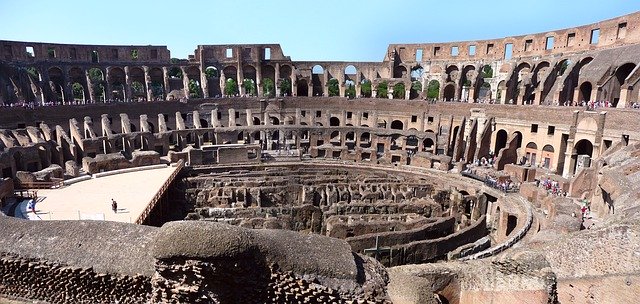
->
<box><xmin>0</xmin><ymin>10</ymin><xmax>640</xmax><ymax>304</ymax></box>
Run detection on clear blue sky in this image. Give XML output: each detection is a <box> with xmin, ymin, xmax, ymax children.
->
<box><xmin>0</xmin><ymin>0</ymin><xmax>637</xmax><ymax>61</ymax></box>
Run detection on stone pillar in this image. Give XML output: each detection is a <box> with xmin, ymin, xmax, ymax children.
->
<box><xmin>264</xmin><ymin>112</ymin><xmax>270</xmax><ymax>126</ymax></box>
<box><xmin>295</xmin><ymin>108</ymin><xmax>302</xmax><ymax>125</ymax></box>
<box><xmin>468</xmin><ymin>86</ymin><xmax>476</xmax><ymax>103</ymax></box>
<box><xmin>275</xmin><ymin>63</ymin><xmax>281</xmax><ymax>97</ymax></box>
<box><xmin>144</xmin><ymin>66</ymin><xmax>153</xmax><ymax>102</ymax></box>
<box><xmin>200</xmin><ymin>67</ymin><xmax>209</xmax><ymax>98</ymax></box>
<box><xmin>372</xmin><ymin>88</ymin><xmax>377</xmax><ymax>98</ymax></box>
<box><xmin>307</xmin><ymin>82</ymin><xmax>313</xmax><ymax>97</ymax></box>
<box><xmin>211</xmin><ymin>110</ymin><xmax>220</xmax><ymax>127</ymax></box>
<box><xmin>85</xmin><ymin>69</ymin><xmax>95</xmax><ymax>103</ymax></box>
<box><xmin>562</xmin><ymin>139</ymin><xmax>576</xmax><ymax>178</ymax></box>
<box><xmin>105</xmin><ymin>68</ymin><xmax>114</xmax><ymax>102</ymax></box>
<box><xmin>181</xmin><ymin>67</ymin><xmax>190</xmax><ymax>99</ymax></box>
<box><xmin>323</xmin><ymin>70</ymin><xmax>329</xmax><ymax>97</ymax></box>
<box><xmin>533</xmin><ymin>89</ymin><xmax>543</xmax><ymax>105</ymax></box>
<box><xmin>355</xmin><ymin>84</ymin><xmax>362</xmax><ymax>98</ymax></box>
<box><xmin>246</xmin><ymin>109</ymin><xmax>253</xmax><ymax>125</ymax></box>
<box><xmin>618</xmin><ymin>87</ymin><xmax>631</xmax><ymax>108</ymax></box>
<box><xmin>237</xmin><ymin>63</ymin><xmax>245</xmax><ymax>96</ymax></box>
<box><xmin>124</xmin><ymin>66</ymin><xmax>133</xmax><ymax>102</ymax></box>
<box><xmin>387</xmin><ymin>87</ymin><xmax>393</xmax><ymax>99</ymax></box>
<box><xmin>405</xmin><ymin>89</ymin><xmax>410</xmax><ymax>100</ymax></box>
<box><xmin>228</xmin><ymin>108</ymin><xmax>236</xmax><ymax>126</ymax></box>
<box><xmin>290</xmin><ymin>75</ymin><xmax>296</xmax><ymax>97</ymax></box>
<box><xmin>162</xmin><ymin>67</ymin><xmax>170</xmax><ymax>99</ymax></box>
<box><xmin>256</xmin><ymin>65</ymin><xmax>263</xmax><ymax>97</ymax></box>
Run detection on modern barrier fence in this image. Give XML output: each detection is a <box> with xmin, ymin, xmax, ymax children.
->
<box><xmin>134</xmin><ymin>160</ymin><xmax>184</xmax><ymax>225</ymax></box>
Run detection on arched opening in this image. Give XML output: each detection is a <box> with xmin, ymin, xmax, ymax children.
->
<box><xmin>87</xmin><ymin>68</ymin><xmax>106</xmax><ymax>102</ymax></box>
<box><xmin>224</xmin><ymin>78</ymin><xmax>239</xmax><ymax>96</ymax></box>
<box><xmin>269</xmin><ymin>116</ymin><xmax>280</xmax><ymax>126</ymax></box>
<box><xmin>242</xmin><ymin>65</ymin><xmax>257</xmax><ymax>96</ymax></box>
<box><xmin>610</xmin><ymin>62</ymin><xmax>636</xmax><ymax>107</ymax></box>
<box><xmin>390</xmin><ymin>120</ymin><xmax>404</xmax><ymax>130</ymax></box>
<box><xmin>279</xmin><ymin>65</ymin><xmax>292</xmax><ymax>96</ymax></box>
<box><xmin>327</xmin><ymin>78</ymin><xmax>339</xmax><ymax>97</ymax></box>
<box><xmin>47</xmin><ymin>67</ymin><xmax>65</xmax><ymax>102</ymax></box>
<box><xmin>253</xmin><ymin>117</ymin><xmax>261</xmax><ymax>125</ymax></box>
<box><xmin>129</xmin><ymin>67</ymin><xmax>147</xmax><ymax>101</ymax></box>
<box><xmin>297</xmin><ymin>79</ymin><xmax>309</xmax><ymax>97</ymax></box>
<box><xmin>376</xmin><ymin>82</ymin><xmax>388</xmax><ymax>99</ymax></box>
<box><xmin>149</xmin><ymin>67</ymin><xmax>165</xmax><ymax>100</ymax></box>
<box><xmin>573</xmin><ymin>139</ymin><xmax>593</xmax><ymax>174</ymax></box>
<box><xmin>393</xmin><ymin>65</ymin><xmax>407</xmax><ymax>78</ymax></box>
<box><xmin>237</xmin><ymin>131</ymin><xmax>245</xmax><ymax>143</ymax></box>
<box><xmin>492</xmin><ymin>130</ymin><xmax>506</xmax><ymax>156</ymax></box>
<box><xmin>409</xmin><ymin>81</ymin><xmax>422</xmax><ymax>99</ymax></box>
<box><xmin>108</xmin><ymin>67</ymin><xmax>126</xmax><ymax>101</ymax></box>
<box><xmin>71</xmin><ymin>82</ymin><xmax>85</xmax><ymax>102</ymax></box>
<box><xmin>512</xmin><ymin>131</ymin><xmax>523</xmax><ymax>149</ymax></box>
<box><xmin>450</xmin><ymin>126</ymin><xmax>459</xmax><ymax>156</ymax></box>
<box><xmin>410</xmin><ymin>66</ymin><xmax>423</xmax><ymax>81</ymax></box>
<box><xmin>423</xmin><ymin>138</ymin><xmax>435</xmax><ymax>151</ymax></box>
<box><xmin>361</xmin><ymin>79</ymin><xmax>372</xmax><ymax>98</ymax></box>
<box><xmin>506</xmin><ymin>215</ymin><xmax>518</xmax><ymax>236</ymax></box>
<box><xmin>345</xmin><ymin>80</ymin><xmax>355</xmax><ymax>98</ymax></box>
<box><xmin>579</xmin><ymin>82</ymin><xmax>593</xmax><ymax>102</ymax></box>
<box><xmin>525</xmin><ymin>142</ymin><xmax>538</xmax><ymax>166</ymax></box>
<box><xmin>406</xmin><ymin>135</ymin><xmax>418</xmax><ymax>147</ymax></box>
<box><xmin>435</xmin><ymin>293</ymin><xmax>451</xmax><ymax>304</ymax></box>
<box><xmin>329</xmin><ymin>117</ymin><xmax>340</xmax><ymax>127</ymax></box>
<box><xmin>443</xmin><ymin>84</ymin><xmax>455</xmax><ymax>101</ymax></box>
<box><xmin>312</xmin><ymin>65</ymin><xmax>324</xmax><ymax>96</ymax></box>
<box><xmin>542</xmin><ymin>144</ymin><xmax>555</xmax><ymax>169</ymax></box>
<box><xmin>426</xmin><ymin>80</ymin><xmax>440</xmax><ymax>100</ymax></box>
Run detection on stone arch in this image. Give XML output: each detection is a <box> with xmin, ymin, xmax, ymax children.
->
<box><xmin>393</xmin><ymin>65</ymin><xmax>407</xmax><ymax>78</ymax></box>
<box><xmin>459</xmin><ymin>65</ymin><xmax>477</xmax><ymax>101</ymax></box>
<box><xmin>312</xmin><ymin>65</ymin><xmax>324</xmax><ymax>96</ymax></box>
<box><xmin>129</xmin><ymin>67</ymin><xmax>147</xmax><ymax>100</ymax></box>
<box><xmin>108</xmin><ymin>67</ymin><xmax>126</xmax><ymax>101</ymax></box>
<box><xmin>426</xmin><ymin>79</ymin><xmax>440</xmax><ymax>100</ymax></box>
<box><xmin>242</xmin><ymin>65</ymin><xmax>257</xmax><ymax>96</ymax></box>
<box><xmin>390</xmin><ymin>120</ymin><xmax>404</xmax><ymax>130</ymax></box>
<box><xmin>573</xmin><ymin>139</ymin><xmax>594</xmax><ymax>173</ymax></box>
<box><xmin>149</xmin><ymin>67</ymin><xmax>165</xmax><ymax>100</ymax></box>
<box><xmin>559</xmin><ymin>57</ymin><xmax>593</xmax><ymax>104</ymax></box>
<box><xmin>610</xmin><ymin>62</ymin><xmax>636</xmax><ymax>107</ymax></box>
<box><xmin>329</xmin><ymin>117</ymin><xmax>340</xmax><ymax>127</ymax></box>
<box><xmin>47</xmin><ymin>66</ymin><xmax>65</xmax><ymax>102</ymax></box>
<box><xmin>297</xmin><ymin>79</ymin><xmax>309</xmax><ymax>97</ymax></box>
<box><xmin>579</xmin><ymin>82</ymin><xmax>593</xmax><ymax>102</ymax></box>
<box><xmin>344</xmin><ymin>65</ymin><xmax>357</xmax><ymax>80</ymax></box>
<box><xmin>512</xmin><ymin>131</ymin><xmax>523</xmax><ymax>149</ymax></box>
<box><xmin>443</xmin><ymin>83</ymin><xmax>455</xmax><ymax>101</ymax></box>
<box><xmin>493</xmin><ymin>129</ymin><xmax>509</xmax><ymax>155</ymax></box>
<box><xmin>223</xmin><ymin>66</ymin><xmax>237</xmax><ymax>80</ymax></box>
<box><xmin>541</xmin><ymin>144</ymin><xmax>555</xmax><ymax>169</ymax></box>
<box><xmin>423</xmin><ymin>138</ymin><xmax>435</xmax><ymax>151</ymax></box>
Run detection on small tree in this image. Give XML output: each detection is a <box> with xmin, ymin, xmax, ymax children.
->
<box><xmin>279</xmin><ymin>79</ymin><xmax>292</xmax><ymax>96</ymax></box>
<box><xmin>328</xmin><ymin>79</ymin><xmax>339</xmax><ymax>97</ymax></box>
<box><xmin>205</xmin><ymin>67</ymin><xmax>219</xmax><ymax>78</ymax></box>
<box><xmin>262</xmin><ymin>78</ymin><xmax>275</xmax><ymax>97</ymax></box>
<box><xmin>224</xmin><ymin>79</ymin><xmax>238</xmax><ymax>96</ymax></box>
<box><xmin>377</xmin><ymin>82</ymin><xmax>388</xmax><ymax>98</ymax></box>
<box><xmin>361</xmin><ymin>80</ymin><xmax>372</xmax><ymax>97</ymax></box>
<box><xmin>345</xmin><ymin>83</ymin><xmax>356</xmax><ymax>98</ymax></box>
<box><xmin>481</xmin><ymin>65</ymin><xmax>493</xmax><ymax>79</ymax></box>
<box><xmin>188</xmin><ymin>79</ymin><xmax>201</xmax><ymax>98</ymax></box>
<box><xmin>243</xmin><ymin>79</ymin><xmax>256</xmax><ymax>96</ymax></box>
<box><xmin>72</xmin><ymin>83</ymin><xmax>84</xmax><ymax>100</ymax></box>
<box><xmin>427</xmin><ymin>80</ymin><xmax>440</xmax><ymax>99</ymax></box>
<box><xmin>393</xmin><ymin>83</ymin><xmax>406</xmax><ymax>99</ymax></box>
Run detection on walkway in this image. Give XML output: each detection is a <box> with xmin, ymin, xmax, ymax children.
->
<box><xmin>22</xmin><ymin>165</ymin><xmax>180</xmax><ymax>223</ymax></box>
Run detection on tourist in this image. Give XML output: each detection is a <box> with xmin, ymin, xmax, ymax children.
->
<box><xmin>111</xmin><ymin>199</ymin><xmax>118</xmax><ymax>213</ymax></box>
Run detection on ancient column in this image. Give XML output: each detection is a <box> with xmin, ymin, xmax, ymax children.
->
<box><xmin>162</xmin><ymin>67</ymin><xmax>171</xmax><ymax>99</ymax></box>
<box><xmin>85</xmin><ymin>69</ymin><xmax>95</xmax><ymax>103</ymax></box>
<box><xmin>200</xmin><ymin>67</ymin><xmax>209</xmax><ymax>98</ymax></box>
<box><xmin>105</xmin><ymin>67</ymin><xmax>114</xmax><ymax>102</ymax></box>
<box><xmin>275</xmin><ymin>63</ymin><xmax>281</xmax><ymax>97</ymax></box>
<box><xmin>143</xmin><ymin>66</ymin><xmax>153</xmax><ymax>102</ymax></box>
<box><xmin>124</xmin><ymin>66</ymin><xmax>132</xmax><ymax>102</ymax></box>
<box><xmin>237</xmin><ymin>61</ymin><xmax>245</xmax><ymax>96</ymax></box>
<box><xmin>181</xmin><ymin>67</ymin><xmax>190</xmax><ymax>99</ymax></box>
<box><xmin>323</xmin><ymin>70</ymin><xmax>329</xmax><ymax>97</ymax></box>
<box><xmin>405</xmin><ymin>88</ymin><xmax>411</xmax><ymax>100</ymax></box>
<box><xmin>228</xmin><ymin>108</ymin><xmax>236</xmax><ymax>126</ymax></box>
<box><xmin>256</xmin><ymin>64</ymin><xmax>263</xmax><ymax>97</ymax></box>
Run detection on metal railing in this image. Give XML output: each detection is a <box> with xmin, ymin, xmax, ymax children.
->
<box><xmin>17</xmin><ymin>178</ymin><xmax>64</xmax><ymax>190</ymax></box>
<box><xmin>134</xmin><ymin>160</ymin><xmax>184</xmax><ymax>225</ymax></box>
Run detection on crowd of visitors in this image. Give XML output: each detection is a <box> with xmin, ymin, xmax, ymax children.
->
<box><xmin>535</xmin><ymin>177</ymin><xmax>567</xmax><ymax>197</ymax></box>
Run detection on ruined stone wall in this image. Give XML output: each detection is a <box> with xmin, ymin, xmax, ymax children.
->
<box><xmin>0</xmin><ymin>253</ymin><xmax>151</xmax><ymax>303</ymax></box>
